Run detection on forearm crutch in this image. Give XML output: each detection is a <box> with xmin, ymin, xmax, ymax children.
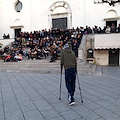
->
<box><xmin>59</xmin><ymin>73</ymin><xmax>62</xmax><ymax>100</ymax></box>
<box><xmin>76</xmin><ymin>73</ymin><xmax>83</xmax><ymax>103</ymax></box>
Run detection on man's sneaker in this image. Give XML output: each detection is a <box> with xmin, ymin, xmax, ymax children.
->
<box><xmin>69</xmin><ymin>100</ymin><xmax>75</xmax><ymax>106</ymax></box>
<box><xmin>68</xmin><ymin>93</ymin><xmax>71</xmax><ymax>101</ymax></box>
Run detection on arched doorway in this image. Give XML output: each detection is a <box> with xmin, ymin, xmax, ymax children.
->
<box><xmin>48</xmin><ymin>1</ymin><xmax>72</xmax><ymax>29</ymax></box>
<box><xmin>104</xmin><ymin>10</ymin><xmax>119</xmax><ymax>29</ymax></box>
<box><xmin>10</xmin><ymin>19</ymin><xmax>24</xmax><ymax>37</ymax></box>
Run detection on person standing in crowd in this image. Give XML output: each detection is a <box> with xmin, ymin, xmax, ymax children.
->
<box><xmin>105</xmin><ymin>25</ymin><xmax>111</xmax><ymax>33</ymax></box>
<box><xmin>111</xmin><ymin>23</ymin><xmax>116</xmax><ymax>33</ymax></box>
<box><xmin>117</xmin><ymin>24</ymin><xmax>120</xmax><ymax>33</ymax></box>
<box><xmin>60</xmin><ymin>41</ymin><xmax>77</xmax><ymax>106</ymax></box>
<box><xmin>72</xmin><ymin>39</ymin><xmax>79</xmax><ymax>57</ymax></box>
<box><xmin>3</xmin><ymin>34</ymin><xmax>6</xmax><ymax>39</ymax></box>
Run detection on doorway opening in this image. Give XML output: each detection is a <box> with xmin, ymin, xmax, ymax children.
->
<box><xmin>15</xmin><ymin>28</ymin><xmax>21</xmax><ymax>37</ymax></box>
<box><xmin>109</xmin><ymin>49</ymin><xmax>119</xmax><ymax>66</ymax></box>
<box><xmin>106</xmin><ymin>20</ymin><xmax>117</xmax><ymax>28</ymax></box>
<box><xmin>48</xmin><ymin>1</ymin><xmax>72</xmax><ymax>29</ymax></box>
<box><xmin>52</xmin><ymin>17</ymin><xmax>67</xmax><ymax>29</ymax></box>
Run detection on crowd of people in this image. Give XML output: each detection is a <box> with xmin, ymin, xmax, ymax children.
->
<box><xmin>3</xmin><ymin>34</ymin><xmax>10</xmax><ymax>39</ymax></box>
<box><xmin>1</xmin><ymin>23</ymin><xmax>120</xmax><ymax>62</ymax></box>
<box><xmin>0</xmin><ymin>27</ymin><xmax>83</xmax><ymax>62</ymax></box>
<box><xmin>83</xmin><ymin>23</ymin><xmax>120</xmax><ymax>34</ymax></box>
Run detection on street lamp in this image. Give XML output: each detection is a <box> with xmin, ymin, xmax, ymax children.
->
<box><xmin>94</xmin><ymin>0</ymin><xmax>120</xmax><ymax>6</ymax></box>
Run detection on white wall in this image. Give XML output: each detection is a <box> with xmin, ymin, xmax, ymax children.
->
<box><xmin>0</xmin><ymin>0</ymin><xmax>3</xmax><ymax>39</ymax></box>
<box><xmin>94</xmin><ymin>50</ymin><xmax>109</xmax><ymax>65</ymax></box>
<box><xmin>0</xmin><ymin>0</ymin><xmax>120</xmax><ymax>39</ymax></box>
<box><xmin>1</xmin><ymin>0</ymin><xmax>31</xmax><ymax>38</ymax></box>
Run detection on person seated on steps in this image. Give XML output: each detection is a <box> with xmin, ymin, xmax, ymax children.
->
<box><xmin>50</xmin><ymin>50</ymin><xmax>58</xmax><ymax>62</ymax></box>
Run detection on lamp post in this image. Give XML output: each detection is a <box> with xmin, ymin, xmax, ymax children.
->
<box><xmin>94</xmin><ymin>0</ymin><xmax>120</xmax><ymax>6</ymax></box>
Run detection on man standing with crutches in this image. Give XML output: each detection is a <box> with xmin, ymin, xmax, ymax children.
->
<box><xmin>60</xmin><ymin>41</ymin><xmax>77</xmax><ymax>106</ymax></box>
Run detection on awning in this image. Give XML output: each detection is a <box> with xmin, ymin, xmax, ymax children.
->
<box><xmin>94</xmin><ymin>33</ymin><xmax>120</xmax><ymax>49</ymax></box>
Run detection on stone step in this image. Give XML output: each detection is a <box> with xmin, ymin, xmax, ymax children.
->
<box><xmin>0</xmin><ymin>60</ymin><xmax>95</xmax><ymax>71</ymax></box>
<box><xmin>0</xmin><ymin>60</ymin><xmax>102</xmax><ymax>75</ymax></box>
<box><xmin>0</xmin><ymin>60</ymin><xmax>91</xmax><ymax>67</ymax></box>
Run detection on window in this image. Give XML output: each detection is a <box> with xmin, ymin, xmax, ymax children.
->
<box><xmin>15</xmin><ymin>1</ymin><xmax>22</xmax><ymax>12</ymax></box>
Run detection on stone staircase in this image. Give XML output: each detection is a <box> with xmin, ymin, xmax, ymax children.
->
<box><xmin>0</xmin><ymin>59</ymin><xmax>102</xmax><ymax>75</ymax></box>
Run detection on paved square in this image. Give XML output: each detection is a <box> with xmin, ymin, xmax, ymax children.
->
<box><xmin>0</xmin><ymin>66</ymin><xmax>120</xmax><ymax>120</ymax></box>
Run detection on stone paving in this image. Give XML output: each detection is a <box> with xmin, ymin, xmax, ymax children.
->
<box><xmin>0</xmin><ymin>66</ymin><xmax>120</xmax><ymax>120</ymax></box>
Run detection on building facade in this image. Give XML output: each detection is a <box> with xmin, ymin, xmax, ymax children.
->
<box><xmin>0</xmin><ymin>0</ymin><xmax>120</xmax><ymax>39</ymax></box>
<box><xmin>85</xmin><ymin>34</ymin><xmax>120</xmax><ymax>66</ymax></box>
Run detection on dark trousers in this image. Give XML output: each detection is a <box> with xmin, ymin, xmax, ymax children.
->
<box><xmin>65</xmin><ymin>68</ymin><xmax>76</xmax><ymax>100</ymax></box>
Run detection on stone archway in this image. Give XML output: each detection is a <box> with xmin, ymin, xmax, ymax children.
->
<box><xmin>48</xmin><ymin>1</ymin><xmax>72</xmax><ymax>29</ymax></box>
<box><xmin>10</xmin><ymin>19</ymin><xmax>24</xmax><ymax>37</ymax></box>
<box><xmin>10</xmin><ymin>19</ymin><xmax>24</xmax><ymax>29</ymax></box>
<box><xmin>104</xmin><ymin>10</ymin><xmax>120</xmax><ymax>27</ymax></box>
